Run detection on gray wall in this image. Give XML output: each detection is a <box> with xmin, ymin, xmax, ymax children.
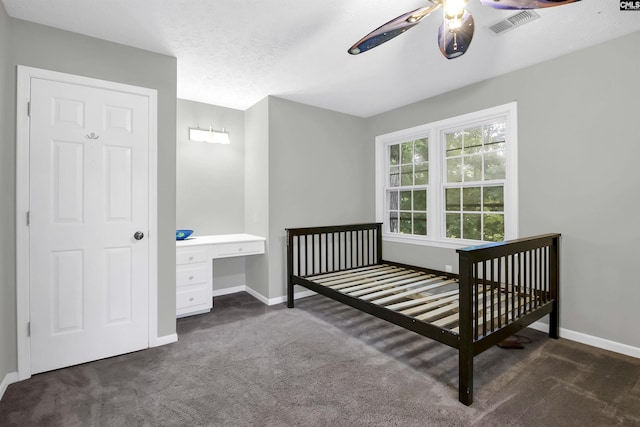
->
<box><xmin>176</xmin><ymin>99</ymin><xmax>245</xmax><ymax>234</ymax></box>
<box><xmin>0</xmin><ymin>1</ymin><xmax>14</xmax><ymax>384</ymax></box>
<box><xmin>244</xmin><ymin>98</ymin><xmax>270</xmax><ymax>297</ymax></box>
<box><xmin>176</xmin><ymin>99</ymin><xmax>247</xmax><ymax>291</ymax></box>
<box><xmin>267</xmin><ymin>97</ymin><xmax>371</xmax><ymax>298</ymax></box>
<box><xmin>367</xmin><ymin>31</ymin><xmax>640</xmax><ymax>348</ymax></box>
<box><xmin>1</xmin><ymin>15</ymin><xmax>178</xmax><ymax>380</ymax></box>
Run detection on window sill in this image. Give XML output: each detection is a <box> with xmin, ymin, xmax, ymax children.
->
<box><xmin>382</xmin><ymin>233</ymin><xmax>487</xmax><ymax>250</ymax></box>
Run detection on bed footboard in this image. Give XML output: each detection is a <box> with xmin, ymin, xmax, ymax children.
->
<box><xmin>457</xmin><ymin>233</ymin><xmax>561</xmax><ymax>404</ymax></box>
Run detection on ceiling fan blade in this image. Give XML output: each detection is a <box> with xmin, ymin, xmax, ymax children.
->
<box><xmin>438</xmin><ymin>10</ymin><xmax>474</xmax><ymax>59</ymax></box>
<box><xmin>348</xmin><ymin>4</ymin><xmax>441</xmax><ymax>55</ymax></box>
<box><xmin>479</xmin><ymin>0</ymin><xmax>580</xmax><ymax>10</ymax></box>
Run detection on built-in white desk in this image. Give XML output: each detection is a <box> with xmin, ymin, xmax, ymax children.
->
<box><xmin>176</xmin><ymin>234</ymin><xmax>266</xmax><ymax>317</ymax></box>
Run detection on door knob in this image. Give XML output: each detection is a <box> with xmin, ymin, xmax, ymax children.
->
<box><xmin>134</xmin><ymin>231</ymin><xmax>144</xmax><ymax>240</ymax></box>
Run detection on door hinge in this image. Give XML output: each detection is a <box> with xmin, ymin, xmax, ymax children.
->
<box><xmin>26</xmin><ymin>211</ymin><xmax>30</xmax><ymax>226</ymax></box>
<box><xmin>27</xmin><ymin>322</ymin><xmax>31</xmax><ymax>337</ymax></box>
<box><xmin>27</xmin><ymin>101</ymin><xmax>31</xmax><ymax>117</ymax></box>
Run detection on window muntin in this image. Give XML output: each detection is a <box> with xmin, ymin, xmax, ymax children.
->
<box><xmin>376</xmin><ymin>103</ymin><xmax>517</xmax><ymax>248</ymax></box>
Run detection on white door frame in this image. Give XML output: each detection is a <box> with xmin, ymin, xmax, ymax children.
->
<box><xmin>15</xmin><ymin>65</ymin><xmax>159</xmax><ymax>380</ymax></box>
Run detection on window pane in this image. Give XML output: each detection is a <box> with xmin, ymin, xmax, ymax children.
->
<box><xmin>413</xmin><ymin>189</ymin><xmax>427</xmax><ymax>211</ymax></box>
<box><xmin>462</xmin><ymin>187</ymin><xmax>481</xmax><ymax>212</ymax></box>
<box><xmin>389</xmin><ymin>190</ymin><xmax>399</xmax><ymax>210</ymax></box>
<box><xmin>414</xmin><ymin>138</ymin><xmax>428</xmax><ymax>163</ymax></box>
<box><xmin>484</xmin><ymin>150</ymin><xmax>506</xmax><ymax>180</ymax></box>
<box><xmin>400</xmin><ymin>191</ymin><xmax>412</xmax><ymax>210</ymax></box>
<box><xmin>414</xmin><ymin>162</ymin><xmax>428</xmax><ymax>185</ymax></box>
<box><xmin>400</xmin><ymin>212</ymin><xmax>412</xmax><ymax>234</ymax></box>
<box><xmin>413</xmin><ymin>212</ymin><xmax>427</xmax><ymax>235</ymax></box>
<box><xmin>401</xmin><ymin>142</ymin><xmax>413</xmax><ymax>164</ymax></box>
<box><xmin>389</xmin><ymin>144</ymin><xmax>399</xmax><ymax>165</ymax></box>
<box><xmin>447</xmin><ymin>158</ymin><xmax>462</xmax><ymax>183</ymax></box>
<box><xmin>483</xmin><ymin>214</ymin><xmax>504</xmax><ymax>241</ymax></box>
<box><xmin>463</xmin><ymin>213</ymin><xmax>481</xmax><ymax>240</ymax></box>
<box><xmin>484</xmin><ymin>122</ymin><xmax>505</xmax><ymax>144</ymax></box>
<box><xmin>483</xmin><ymin>186</ymin><xmax>503</xmax><ymax>212</ymax></box>
<box><xmin>389</xmin><ymin>211</ymin><xmax>399</xmax><ymax>233</ymax></box>
<box><xmin>463</xmin><ymin>127</ymin><xmax>482</xmax><ymax>154</ymax></box>
<box><xmin>446</xmin><ymin>213</ymin><xmax>461</xmax><ymax>238</ymax></box>
<box><xmin>464</xmin><ymin>154</ymin><xmax>483</xmax><ymax>181</ymax></box>
<box><xmin>446</xmin><ymin>132</ymin><xmax>462</xmax><ymax>157</ymax></box>
<box><xmin>446</xmin><ymin>188</ymin><xmax>460</xmax><ymax>211</ymax></box>
<box><xmin>389</xmin><ymin>166</ymin><xmax>399</xmax><ymax>187</ymax></box>
<box><xmin>401</xmin><ymin>165</ymin><xmax>413</xmax><ymax>186</ymax></box>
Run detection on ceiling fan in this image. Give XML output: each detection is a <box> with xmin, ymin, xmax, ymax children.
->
<box><xmin>348</xmin><ymin>0</ymin><xmax>581</xmax><ymax>59</ymax></box>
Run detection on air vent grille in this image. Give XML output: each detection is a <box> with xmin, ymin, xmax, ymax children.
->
<box><xmin>489</xmin><ymin>10</ymin><xmax>540</xmax><ymax>35</ymax></box>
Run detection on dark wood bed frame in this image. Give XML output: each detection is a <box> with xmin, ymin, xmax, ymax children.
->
<box><xmin>286</xmin><ymin>223</ymin><xmax>560</xmax><ymax>405</ymax></box>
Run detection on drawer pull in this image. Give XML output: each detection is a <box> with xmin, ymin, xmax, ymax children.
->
<box><xmin>238</xmin><ymin>248</ymin><xmax>243</xmax><ymax>252</ymax></box>
<box><xmin>189</xmin><ymin>256</ymin><xmax>194</xmax><ymax>261</ymax></box>
<box><xmin>189</xmin><ymin>297</ymin><xmax>194</xmax><ymax>302</ymax></box>
<box><xmin>189</xmin><ymin>275</ymin><xmax>194</xmax><ymax>280</ymax></box>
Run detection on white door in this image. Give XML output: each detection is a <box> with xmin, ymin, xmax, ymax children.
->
<box><xmin>29</xmin><ymin>77</ymin><xmax>150</xmax><ymax>374</ymax></box>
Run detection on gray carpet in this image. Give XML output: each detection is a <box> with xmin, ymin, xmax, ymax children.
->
<box><xmin>1</xmin><ymin>292</ymin><xmax>639</xmax><ymax>426</ymax></box>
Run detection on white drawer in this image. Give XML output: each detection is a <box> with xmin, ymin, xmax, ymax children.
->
<box><xmin>176</xmin><ymin>284</ymin><xmax>211</xmax><ymax>311</ymax></box>
<box><xmin>176</xmin><ymin>248</ymin><xmax>209</xmax><ymax>265</ymax></box>
<box><xmin>216</xmin><ymin>240</ymin><xmax>264</xmax><ymax>258</ymax></box>
<box><xmin>176</xmin><ymin>265</ymin><xmax>209</xmax><ymax>287</ymax></box>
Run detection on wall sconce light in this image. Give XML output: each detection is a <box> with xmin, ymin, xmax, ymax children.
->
<box><xmin>189</xmin><ymin>126</ymin><xmax>231</xmax><ymax>144</ymax></box>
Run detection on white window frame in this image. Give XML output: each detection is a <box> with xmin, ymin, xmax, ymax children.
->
<box><xmin>375</xmin><ymin>102</ymin><xmax>518</xmax><ymax>249</ymax></box>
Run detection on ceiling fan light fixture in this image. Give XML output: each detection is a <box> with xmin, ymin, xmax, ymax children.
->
<box><xmin>444</xmin><ymin>0</ymin><xmax>468</xmax><ymax>20</ymax></box>
<box><xmin>443</xmin><ymin>0</ymin><xmax>468</xmax><ymax>30</ymax></box>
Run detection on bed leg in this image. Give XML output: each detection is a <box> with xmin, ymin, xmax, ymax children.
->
<box><xmin>549</xmin><ymin>235</ymin><xmax>560</xmax><ymax>339</ymax></box>
<box><xmin>287</xmin><ymin>280</ymin><xmax>294</xmax><ymax>308</ymax></box>
<box><xmin>549</xmin><ymin>300</ymin><xmax>560</xmax><ymax>339</ymax></box>
<box><xmin>459</xmin><ymin>347</ymin><xmax>473</xmax><ymax>406</ymax></box>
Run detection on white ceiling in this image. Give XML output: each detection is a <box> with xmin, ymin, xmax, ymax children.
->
<box><xmin>3</xmin><ymin>0</ymin><xmax>639</xmax><ymax>117</ymax></box>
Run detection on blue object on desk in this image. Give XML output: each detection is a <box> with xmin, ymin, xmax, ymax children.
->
<box><xmin>176</xmin><ymin>229</ymin><xmax>194</xmax><ymax>240</ymax></box>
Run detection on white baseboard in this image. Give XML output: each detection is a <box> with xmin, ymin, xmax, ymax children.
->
<box><xmin>216</xmin><ymin>285</ymin><xmax>316</xmax><ymax>306</ymax></box>
<box><xmin>243</xmin><ymin>286</ymin><xmax>269</xmax><ymax>305</ymax></box>
<box><xmin>529</xmin><ymin>321</ymin><xmax>640</xmax><ymax>359</ymax></box>
<box><xmin>213</xmin><ymin>285</ymin><xmax>247</xmax><ymax>297</ymax></box>
<box><xmin>265</xmin><ymin>289</ymin><xmax>317</xmax><ymax>306</ymax></box>
<box><xmin>1</xmin><ymin>372</ymin><xmax>18</xmax><ymax>401</ymax></box>
<box><xmin>151</xmin><ymin>333</ymin><xmax>178</xmax><ymax>347</ymax></box>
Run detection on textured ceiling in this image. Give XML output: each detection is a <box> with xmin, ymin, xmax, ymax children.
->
<box><xmin>3</xmin><ymin>0</ymin><xmax>639</xmax><ymax>117</ymax></box>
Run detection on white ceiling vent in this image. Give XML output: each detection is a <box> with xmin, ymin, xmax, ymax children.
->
<box><xmin>489</xmin><ymin>10</ymin><xmax>540</xmax><ymax>36</ymax></box>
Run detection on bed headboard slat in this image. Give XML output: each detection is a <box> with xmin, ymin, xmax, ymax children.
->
<box><xmin>286</xmin><ymin>223</ymin><xmax>382</xmax><ymax>278</ymax></box>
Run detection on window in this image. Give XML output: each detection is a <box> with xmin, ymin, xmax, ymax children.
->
<box><xmin>375</xmin><ymin>103</ymin><xmax>518</xmax><ymax>249</ymax></box>
<box><xmin>387</xmin><ymin>138</ymin><xmax>429</xmax><ymax>235</ymax></box>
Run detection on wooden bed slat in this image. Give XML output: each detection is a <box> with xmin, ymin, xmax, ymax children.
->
<box><xmin>333</xmin><ymin>272</ymin><xmax>422</xmax><ymax>296</ymax></box>
<box><xmin>325</xmin><ymin>270</ymin><xmax>411</xmax><ymax>290</ymax></box>
<box><xmin>386</xmin><ymin>289</ymin><xmax>460</xmax><ymax>311</ymax></box>
<box><xmin>398</xmin><ymin>293</ymin><xmax>460</xmax><ymax>316</ymax></box>
<box><xmin>356</xmin><ymin>276</ymin><xmax>442</xmax><ymax>301</ymax></box>
<box><xmin>329</xmin><ymin>270</ymin><xmax>418</xmax><ymax>290</ymax></box>
<box><xmin>307</xmin><ymin>264</ymin><xmax>392</xmax><ymax>282</ymax></box>
<box><xmin>369</xmin><ymin>278</ymin><xmax>456</xmax><ymax>305</ymax></box>
<box><xmin>431</xmin><ymin>311</ymin><xmax>460</xmax><ymax>328</ymax></box>
<box><xmin>415</xmin><ymin>301</ymin><xmax>459</xmax><ymax>321</ymax></box>
<box><xmin>314</xmin><ymin>266</ymin><xmax>402</xmax><ymax>286</ymax></box>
